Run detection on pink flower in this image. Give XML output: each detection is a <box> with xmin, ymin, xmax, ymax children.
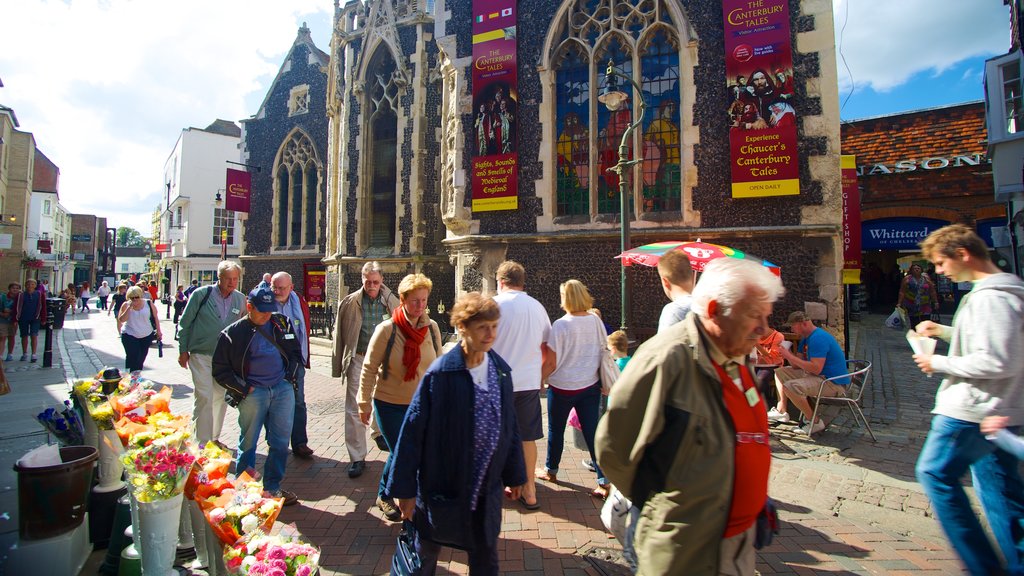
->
<box><xmin>267</xmin><ymin>546</ymin><xmax>286</xmax><ymax>560</ymax></box>
<box><xmin>271</xmin><ymin>558</ymin><xmax>288</xmax><ymax>571</ymax></box>
<box><xmin>296</xmin><ymin>565</ymin><xmax>312</xmax><ymax>576</ymax></box>
<box><xmin>266</xmin><ymin>569</ymin><xmax>286</xmax><ymax>576</ymax></box>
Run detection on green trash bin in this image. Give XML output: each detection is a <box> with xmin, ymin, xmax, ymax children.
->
<box><xmin>14</xmin><ymin>445</ymin><xmax>98</xmax><ymax>540</ymax></box>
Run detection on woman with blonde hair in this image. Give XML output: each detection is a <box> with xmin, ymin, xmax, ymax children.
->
<box><xmin>358</xmin><ymin>273</ymin><xmax>443</xmax><ymax>522</ymax></box>
<box><xmin>117</xmin><ymin>285</ymin><xmax>162</xmax><ymax>372</ymax></box>
<box><xmin>539</xmin><ymin>279</ymin><xmax>610</xmax><ymax>498</ymax></box>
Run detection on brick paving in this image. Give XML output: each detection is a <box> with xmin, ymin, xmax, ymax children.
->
<box><xmin>54</xmin><ymin>306</ymin><xmax>976</xmax><ymax>574</ymax></box>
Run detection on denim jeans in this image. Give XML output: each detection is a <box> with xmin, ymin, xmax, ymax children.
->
<box><xmin>121</xmin><ymin>332</ymin><xmax>154</xmax><ymax>372</ymax></box>
<box><xmin>545</xmin><ymin>383</ymin><xmax>607</xmax><ymax>485</ymax></box>
<box><xmin>915</xmin><ymin>415</ymin><xmax>1024</xmax><ymax>575</ymax></box>
<box><xmin>290</xmin><ymin>365</ymin><xmax>308</xmax><ymax>448</ymax></box>
<box><xmin>236</xmin><ymin>379</ymin><xmax>295</xmax><ymax>493</ymax></box>
<box><xmin>374</xmin><ymin>399</ymin><xmax>409</xmax><ymax>499</ymax></box>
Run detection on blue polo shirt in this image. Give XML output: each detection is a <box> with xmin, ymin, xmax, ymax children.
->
<box><xmin>246</xmin><ymin>323</ymin><xmax>285</xmax><ymax>387</ymax></box>
<box><xmin>799</xmin><ymin>327</ymin><xmax>849</xmax><ymax>385</ymax></box>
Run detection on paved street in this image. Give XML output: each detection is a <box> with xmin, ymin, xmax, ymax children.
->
<box><xmin>1</xmin><ymin>304</ymin><xmax>981</xmax><ymax>574</ymax></box>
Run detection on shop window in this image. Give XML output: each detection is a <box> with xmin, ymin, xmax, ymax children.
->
<box><xmin>550</xmin><ymin>0</ymin><xmax>681</xmax><ymax>218</ymax></box>
<box><xmin>273</xmin><ymin>129</ymin><xmax>321</xmax><ymax>248</ymax></box>
<box><xmin>363</xmin><ymin>49</ymin><xmax>400</xmax><ymax>250</ymax></box>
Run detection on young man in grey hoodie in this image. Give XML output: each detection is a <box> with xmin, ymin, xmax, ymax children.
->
<box><xmin>912</xmin><ymin>224</ymin><xmax>1024</xmax><ymax>576</ymax></box>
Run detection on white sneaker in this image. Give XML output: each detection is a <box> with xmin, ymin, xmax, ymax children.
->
<box><xmin>581</xmin><ymin>459</ymin><xmax>596</xmax><ymax>472</ymax></box>
<box><xmin>801</xmin><ymin>420</ymin><xmax>826</xmax><ymax>435</ymax></box>
<box><xmin>767</xmin><ymin>407</ymin><xmax>790</xmax><ymax>424</ymax></box>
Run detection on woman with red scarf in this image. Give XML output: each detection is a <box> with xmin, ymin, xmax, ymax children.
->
<box><xmin>358</xmin><ymin>273</ymin><xmax>443</xmax><ymax>522</ymax></box>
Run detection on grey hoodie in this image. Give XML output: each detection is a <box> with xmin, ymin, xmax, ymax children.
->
<box><xmin>930</xmin><ymin>273</ymin><xmax>1024</xmax><ymax>424</ymax></box>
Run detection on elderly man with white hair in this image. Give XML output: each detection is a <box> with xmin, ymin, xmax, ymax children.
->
<box><xmin>596</xmin><ymin>257</ymin><xmax>785</xmax><ymax>576</ymax></box>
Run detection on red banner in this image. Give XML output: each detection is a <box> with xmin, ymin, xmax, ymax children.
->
<box><xmin>841</xmin><ymin>155</ymin><xmax>861</xmax><ymax>284</ymax></box>
<box><xmin>225</xmin><ymin>168</ymin><xmax>251</xmax><ymax>213</ymax></box>
<box><xmin>724</xmin><ymin>0</ymin><xmax>800</xmax><ymax>198</ymax></box>
<box><xmin>470</xmin><ymin>0</ymin><xmax>518</xmax><ymax>212</ymax></box>
<box><xmin>154</xmin><ymin>243</ymin><xmax>170</xmax><ymax>253</ymax></box>
<box><xmin>303</xmin><ymin>267</ymin><xmax>326</xmax><ymax>304</ymax></box>
<box><xmin>37</xmin><ymin>239</ymin><xmax>52</xmax><ymax>254</ymax></box>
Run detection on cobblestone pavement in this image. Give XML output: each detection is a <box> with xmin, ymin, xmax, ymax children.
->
<box><xmin>54</xmin><ymin>306</ymin><xmax>976</xmax><ymax>575</ymax></box>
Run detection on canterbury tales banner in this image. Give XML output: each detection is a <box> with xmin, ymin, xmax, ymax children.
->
<box><xmin>225</xmin><ymin>168</ymin><xmax>251</xmax><ymax>213</ymax></box>
<box><xmin>471</xmin><ymin>0</ymin><xmax>518</xmax><ymax>212</ymax></box>
<box><xmin>723</xmin><ymin>0</ymin><xmax>800</xmax><ymax>198</ymax></box>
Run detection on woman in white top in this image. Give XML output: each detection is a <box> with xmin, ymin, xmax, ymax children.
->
<box><xmin>95</xmin><ymin>281</ymin><xmax>111</xmax><ymax>311</ymax></box>
<box><xmin>117</xmin><ymin>286</ymin><xmax>162</xmax><ymax>372</ymax></box>
<box><xmin>538</xmin><ymin>279</ymin><xmax>610</xmax><ymax>498</ymax></box>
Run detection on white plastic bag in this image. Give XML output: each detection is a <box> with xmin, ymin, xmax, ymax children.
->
<box><xmin>885</xmin><ymin>308</ymin><xmax>903</xmax><ymax>329</ymax></box>
<box><xmin>600</xmin><ymin>487</ymin><xmax>638</xmax><ymax>570</ymax></box>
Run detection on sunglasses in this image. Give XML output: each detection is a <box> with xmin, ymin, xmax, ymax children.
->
<box><xmin>129</xmin><ymin>296</ymin><xmax>141</xmax><ymax>300</ymax></box>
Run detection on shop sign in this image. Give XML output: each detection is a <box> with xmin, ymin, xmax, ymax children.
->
<box><xmin>976</xmin><ymin>218</ymin><xmax>1006</xmax><ymax>248</ymax></box>
<box><xmin>154</xmin><ymin>243</ymin><xmax>170</xmax><ymax>253</ymax></box>
<box><xmin>71</xmin><ymin>234</ymin><xmax>91</xmax><ymax>242</ymax></box>
<box><xmin>841</xmin><ymin>155</ymin><xmax>861</xmax><ymax>284</ymax></box>
<box><xmin>225</xmin><ymin>168</ymin><xmax>251</xmax><ymax>213</ymax></box>
<box><xmin>470</xmin><ymin>0</ymin><xmax>518</xmax><ymax>212</ymax></box>
<box><xmin>304</xmin><ymin>267</ymin><xmax>326</xmax><ymax>304</ymax></box>
<box><xmin>856</xmin><ymin>154</ymin><xmax>989</xmax><ymax>176</ymax></box>
<box><xmin>37</xmin><ymin>239</ymin><xmax>52</xmax><ymax>254</ymax></box>
<box><xmin>861</xmin><ymin>217</ymin><xmax>948</xmax><ymax>250</ymax></box>
<box><xmin>723</xmin><ymin>0</ymin><xmax>800</xmax><ymax>198</ymax></box>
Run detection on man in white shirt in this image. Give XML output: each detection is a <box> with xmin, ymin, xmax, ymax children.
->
<box><xmin>492</xmin><ymin>260</ymin><xmax>551</xmax><ymax>510</ymax></box>
<box><xmin>657</xmin><ymin>249</ymin><xmax>695</xmax><ymax>333</ymax></box>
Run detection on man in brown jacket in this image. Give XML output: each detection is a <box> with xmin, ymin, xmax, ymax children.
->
<box><xmin>597</xmin><ymin>258</ymin><xmax>784</xmax><ymax>575</ymax></box>
<box><xmin>332</xmin><ymin>262</ymin><xmax>399</xmax><ymax>478</ymax></box>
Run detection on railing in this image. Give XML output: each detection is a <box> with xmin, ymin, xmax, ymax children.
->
<box><xmin>309</xmin><ymin>302</ymin><xmax>334</xmax><ymax>338</ymax></box>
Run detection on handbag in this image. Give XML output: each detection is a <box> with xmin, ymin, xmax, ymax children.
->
<box><xmin>754</xmin><ymin>497</ymin><xmax>780</xmax><ymax>549</ymax></box>
<box><xmin>391</xmin><ymin>520</ymin><xmax>422</xmax><ymax>576</ymax></box>
<box><xmin>592</xmin><ymin>314</ymin><xmax>620</xmax><ymax>394</ymax></box>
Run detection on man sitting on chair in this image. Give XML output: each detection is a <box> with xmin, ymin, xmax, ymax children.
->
<box><xmin>768</xmin><ymin>311</ymin><xmax>849</xmax><ymax>435</ymax></box>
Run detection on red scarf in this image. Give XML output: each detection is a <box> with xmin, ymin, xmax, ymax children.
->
<box><xmin>392</xmin><ymin>306</ymin><xmax>428</xmax><ymax>382</ymax></box>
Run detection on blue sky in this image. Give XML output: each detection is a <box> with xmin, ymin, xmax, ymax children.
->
<box><xmin>0</xmin><ymin>0</ymin><xmax>1012</xmax><ymax>233</ymax></box>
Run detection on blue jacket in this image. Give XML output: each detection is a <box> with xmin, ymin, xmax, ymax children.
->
<box><xmin>387</xmin><ymin>345</ymin><xmax>526</xmax><ymax>551</ymax></box>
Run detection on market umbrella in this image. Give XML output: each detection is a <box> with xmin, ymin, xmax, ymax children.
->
<box><xmin>616</xmin><ymin>240</ymin><xmax>781</xmax><ymax>276</ymax></box>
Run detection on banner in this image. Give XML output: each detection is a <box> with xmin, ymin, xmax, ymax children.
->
<box><xmin>841</xmin><ymin>155</ymin><xmax>861</xmax><ymax>284</ymax></box>
<box><xmin>724</xmin><ymin>0</ymin><xmax>800</xmax><ymax>198</ymax></box>
<box><xmin>225</xmin><ymin>168</ymin><xmax>251</xmax><ymax>213</ymax></box>
<box><xmin>303</xmin><ymin>267</ymin><xmax>326</xmax><ymax>304</ymax></box>
<box><xmin>154</xmin><ymin>243</ymin><xmax>170</xmax><ymax>254</ymax></box>
<box><xmin>470</xmin><ymin>0</ymin><xmax>518</xmax><ymax>212</ymax></box>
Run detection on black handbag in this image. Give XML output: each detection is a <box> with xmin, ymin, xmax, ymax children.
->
<box><xmin>391</xmin><ymin>520</ymin><xmax>422</xmax><ymax>575</ymax></box>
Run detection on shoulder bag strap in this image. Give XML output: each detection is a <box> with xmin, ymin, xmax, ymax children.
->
<box><xmin>381</xmin><ymin>324</ymin><xmax>398</xmax><ymax>380</ymax></box>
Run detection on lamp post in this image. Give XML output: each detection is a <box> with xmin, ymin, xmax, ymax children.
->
<box><xmin>598</xmin><ymin>60</ymin><xmax>646</xmax><ymax>335</ymax></box>
<box><xmin>214</xmin><ymin>189</ymin><xmax>227</xmax><ymax>261</ymax></box>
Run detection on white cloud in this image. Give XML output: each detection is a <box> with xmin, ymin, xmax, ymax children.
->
<box><xmin>834</xmin><ymin>0</ymin><xmax>1010</xmax><ymax>92</ymax></box>
<box><xmin>0</xmin><ymin>0</ymin><xmax>332</xmax><ymax>234</ymax></box>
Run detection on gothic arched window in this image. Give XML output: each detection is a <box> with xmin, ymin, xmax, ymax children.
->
<box><xmin>363</xmin><ymin>48</ymin><xmax>401</xmax><ymax>250</ymax></box>
<box><xmin>273</xmin><ymin>129</ymin><xmax>321</xmax><ymax>248</ymax></box>
<box><xmin>550</xmin><ymin>0</ymin><xmax>682</xmax><ymax>218</ymax></box>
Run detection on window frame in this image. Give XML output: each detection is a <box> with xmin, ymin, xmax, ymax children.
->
<box><xmin>986</xmin><ymin>49</ymin><xmax>1024</xmax><ymax>145</ymax></box>
<box><xmin>211</xmin><ymin>207</ymin><xmax>236</xmax><ymax>246</ymax></box>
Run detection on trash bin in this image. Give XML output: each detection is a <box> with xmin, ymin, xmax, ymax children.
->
<box><xmin>47</xmin><ymin>297</ymin><xmax>67</xmax><ymax>329</ymax></box>
<box><xmin>14</xmin><ymin>445</ymin><xmax>98</xmax><ymax>540</ymax></box>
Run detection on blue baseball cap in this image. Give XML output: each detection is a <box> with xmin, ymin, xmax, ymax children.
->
<box><xmin>248</xmin><ymin>285</ymin><xmax>277</xmax><ymax>312</ymax></box>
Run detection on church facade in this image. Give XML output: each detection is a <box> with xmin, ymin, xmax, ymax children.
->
<box><xmin>324</xmin><ymin>0</ymin><xmax>844</xmax><ymax>337</ymax></box>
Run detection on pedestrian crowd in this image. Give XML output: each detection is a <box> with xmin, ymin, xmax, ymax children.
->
<box><xmin>84</xmin><ymin>222</ymin><xmax>1023</xmax><ymax>575</ymax></box>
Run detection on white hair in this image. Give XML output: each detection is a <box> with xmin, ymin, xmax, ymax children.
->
<box><xmin>217</xmin><ymin>260</ymin><xmax>242</xmax><ymax>276</ymax></box>
<box><xmin>691</xmin><ymin>258</ymin><xmax>785</xmax><ymax>318</ymax></box>
<box><xmin>361</xmin><ymin>261</ymin><xmax>382</xmax><ymax>277</ymax></box>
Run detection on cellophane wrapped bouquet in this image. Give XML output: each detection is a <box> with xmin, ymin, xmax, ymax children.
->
<box><xmin>222</xmin><ymin>525</ymin><xmax>321</xmax><ymax>576</ymax></box>
<box><xmin>36</xmin><ymin>400</ymin><xmax>85</xmax><ymax>446</ymax></box>
<box><xmin>72</xmin><ymin>378</ymin><xmax>115</xmax><ymax>430</ymax></box>
<box><xmin>119</xmin><ymin>414</ymin><xmax>195</xmax><ymax>502</ymax></box>
<box><xmin>184</xmin><ymin>441</ymin><xmax>235</xmax><ymax>502</ymax></box>
<box><xmin>199</xmin><ymin>473</ymin><xmax>284</xmax><ymax>545</ymax></box>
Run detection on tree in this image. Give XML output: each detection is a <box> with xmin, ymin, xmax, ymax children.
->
<box><xmin>116</xmin><ymin>227</ymin><xmax>146</xmax><ymax>247</ymax></box>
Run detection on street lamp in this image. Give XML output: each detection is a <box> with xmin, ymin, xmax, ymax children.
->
<box><xmin>598</xmin><ymin>60</ymin><xmax>646</xmax><ymax>335</ymax></box>
<box><xmin>214</xmin><ymin>189</ymin><xmax>227</xmax><ymax>260</ymax></box>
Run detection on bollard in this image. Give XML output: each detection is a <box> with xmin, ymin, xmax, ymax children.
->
<box><xmin>43</xmin><ymin>313</ymin><xmax>53</xmax><ymax>368</ymax></box>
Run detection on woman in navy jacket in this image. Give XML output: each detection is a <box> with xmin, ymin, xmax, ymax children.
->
<box><xmin>387</xmin><ymin>292</ymin><xmax>526</xmax><ymax>575</ymax></box>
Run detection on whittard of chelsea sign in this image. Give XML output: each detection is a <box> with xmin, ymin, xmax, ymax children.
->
<box><xmin>861</xmin><ymin>218</ymin><xmax>949</xmax><ymax>250</ymax></box>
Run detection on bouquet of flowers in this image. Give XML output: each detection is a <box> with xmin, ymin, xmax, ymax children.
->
<box><xmin>200</xmin><ymin>473</ymin><xmax>284</xmax><ymax>545</ymax></box>
<box><xmin>185</xmin><ymin>441</ymin><xmax>235</xmax><ymax>502</ymax></box>
<box><xmin>109</xmin><ymin>384</ymin><xmax>171</xmax><ymax>423</ymax></box>
<box><xmin>114</xmin><ymin>411</ymin><xmax>189</xmax><ymax>448</ymax></box>
<box><xmin>72</xmin><ymin>379</ymin><xmax>116</xmax><ymax>430</ymax></box>
<box><xmin>122</xmin><ymin>433</ymin><xmax>195</xmax><ymax>502</ymax></box>
<box><xmin>36</xmin><ymin>401</ymin><xmax>85</xmax><ymax>446</ymax></box>
<box><xmin>223</xmin><ymin>527</ymin><xmax>320</xmax><ymax>576</ymax></box>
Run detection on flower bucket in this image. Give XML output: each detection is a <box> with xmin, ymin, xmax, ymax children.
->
<box><xmin>136</xmin><ymin>492</ymin><xmax>183</xmax><ymax>576</ymax></box>
<box><xmin>14</xmin><ymin>445</ymin><xmax>97</xmax><ymax>540</ymax></box>
<box><xmin>96</xmin><ymin>429</ymin><xmax>125</xmax><ymax>492</ymax></box>
<box><xmin>187</xmin><ymin>499</ymin><xmax>213</xmax><ymax>572</ymax></box>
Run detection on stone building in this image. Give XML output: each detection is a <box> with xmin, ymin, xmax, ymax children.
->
<box><xmin>325</xmin><ymin>0</ymin><xmax>844</xmax><ymax>338</ymax></box>
<box><xmin>240</xmin><ymin>24</ymin><xmax>331</xmax><ymax>308</ymax></box>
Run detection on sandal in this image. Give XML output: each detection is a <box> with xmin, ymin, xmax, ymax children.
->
<box><xmin>591</xmin><ymin>484</ymin><xmax>610</xmax><ymax>500</ymax></box>
<box><xmin>535</xmin><ymin>468</ymin><xmax>557</xmax><ymax>483</ymax></box>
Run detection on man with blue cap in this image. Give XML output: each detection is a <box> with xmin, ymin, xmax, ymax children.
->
<box><xmin>213</xmin><ymin>284</ymin><xmax>304</xmax><ymax>506</ymax></box>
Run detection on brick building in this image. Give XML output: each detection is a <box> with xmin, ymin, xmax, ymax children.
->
<box><xmin>841</xmin><ymin>101</ymin><xmax>1009</xmax><ymax>309</ymax></box>
<box><xmin>240</xmin><ymin>25</ymin><xmax>330</xmax><ymax>309</ymax></box>
<box><xmin>324</xmin><ymin>0</ymin><xmax>844</xmax><ymax>338</ymax></box>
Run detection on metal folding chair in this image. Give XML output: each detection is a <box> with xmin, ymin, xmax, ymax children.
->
<box><xmin>808</xmin><ymin>360</ymin><xmax>875</xmax><ymax>441</ymax></box>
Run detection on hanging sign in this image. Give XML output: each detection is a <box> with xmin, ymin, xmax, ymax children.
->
<box><xmin>470</xmin><ymin>0</ymin><xmax>518</xmax><ymax>212</ymax></box>
<box><xmin>841</xmin><ymin>155</ymin><xmax>861</xmax><ymax>284</ymax></box>
<box><xmin>225</xmin><ymin>168</ymin><xmax>251</xmax><ymax>213</ymax></box>
<box><xmin>723</xmin><ymin>0</ymin><xmax>800</xmax><ymax>198</ymax></box>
